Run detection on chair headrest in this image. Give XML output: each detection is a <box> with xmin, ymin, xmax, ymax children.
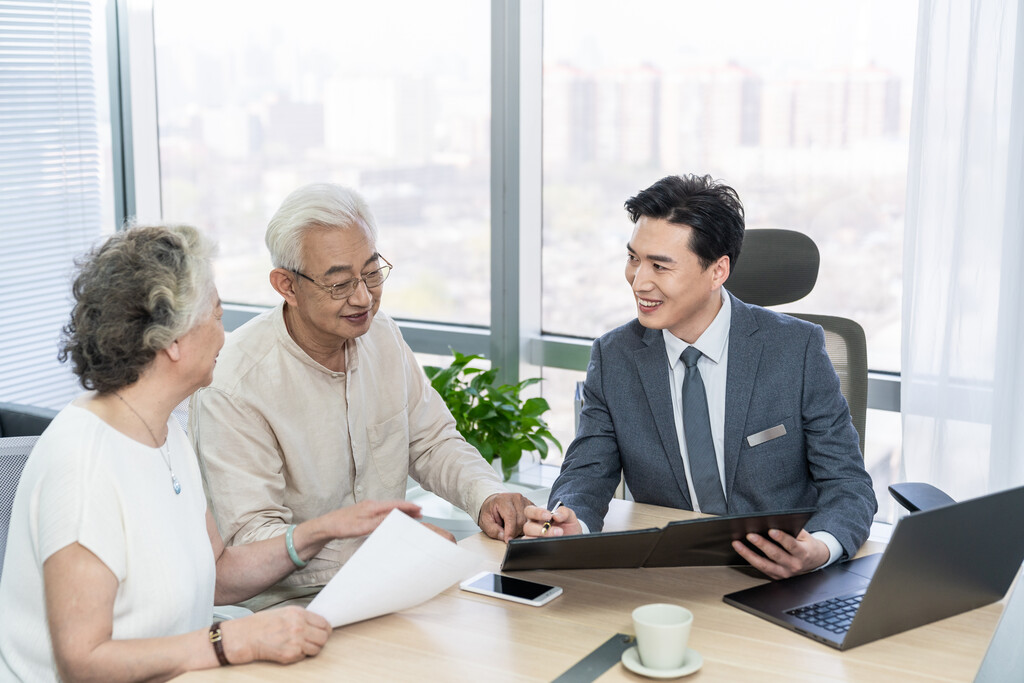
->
<box><xmin>726</xmin><ymin>229</ymin><xmax>819</xmax><ymax>307</ymax></box>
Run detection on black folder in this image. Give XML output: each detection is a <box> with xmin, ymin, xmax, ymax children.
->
<box><xmin>500</xmin><ymin>508</ymin><xmax>814</xmax><ymax>571</ymax></box>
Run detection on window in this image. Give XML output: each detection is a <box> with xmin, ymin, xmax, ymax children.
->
<box><xmin>151</xmin><ymin>0</ymin><xmax>491</xmax><ymax>326</ymax></box>
<box><xmin>108</xmin><ymin>2</ymin><xmax>909</xmax><ymax>519</ymax></box>
<box><xmin>536</xmin><ymin>1</ymin><xmax>915</xmax><ymax>518</ymax></box>
<box><xmin>541</xmin><ymin>0</ymin><xmax>916</xmax><ymax>375</ymax></box>
<box><xmin>0</xmin><ymin>0</ymin><xmax>114</xmax><ymax>409</ymax></box>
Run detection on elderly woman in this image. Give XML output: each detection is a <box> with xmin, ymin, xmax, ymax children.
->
<box><xmin>0</xmin><ymin>225</ymin><xmax>420</xmax><ymax>681</ymax></box>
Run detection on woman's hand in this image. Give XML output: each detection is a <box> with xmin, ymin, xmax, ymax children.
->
<box><xmin>211</xmin><ymin>500</ymin><xmax>423</xmax><ymax>605</ymax></box>
<box><xmin>44</xmin><ymin>543</ymin><xmax>330</xmax><ymax>681</ymax></box>
<box><xmin>221</xmin><ymin>606</ymin><xmax>331</xmax><ymax>665</ymax></box>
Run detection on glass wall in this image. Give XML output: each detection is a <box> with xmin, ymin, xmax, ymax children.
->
<box><xmin>536</xmin><ymin>0</ymin><xmax>915</xmax><ymax>517</ymax></box>
<box><xmin>140</xmin><ymin>1</ymin><xmax>911</xmax><ymax>519</ymax></box>
<box><xmin>152</xmin><ymin>0</ymin><xmax>491</xmax><ymax>325</ymax></box>
<box><xmin>541</xmin><ymin>0</ymin><xmax>916</xmax><ymax>374</ymax></box>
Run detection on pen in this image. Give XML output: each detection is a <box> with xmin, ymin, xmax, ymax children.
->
<box><xmin>541</xmin><ymin>500</ymin><xmax>563</xmax><ymax>535</ymax></box>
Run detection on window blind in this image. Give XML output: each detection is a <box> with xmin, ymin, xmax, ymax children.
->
<box><xmin>0</xmin><ymin>0</ymin><xmax>105</xmax><ymax>409</ymax></box>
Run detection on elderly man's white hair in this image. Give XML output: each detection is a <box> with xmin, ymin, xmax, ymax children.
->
<box><xmin>265</xmin><ymin>183</ymin><xmax>379</xmax><ymax>271</ymax></box>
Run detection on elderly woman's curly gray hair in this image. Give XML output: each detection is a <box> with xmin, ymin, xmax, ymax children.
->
<box><xmin>265</xmin><ymin>183</ymin><xmax>378</xmax><ymax>271</ymax></box>
<box><xmin>59</xmin><ymin>224</ymin><xmax>217</xmax><ymax>393</ymax></box>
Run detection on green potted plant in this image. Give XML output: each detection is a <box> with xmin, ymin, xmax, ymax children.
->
<box><xmin>424</xmin><ymin>350</ymin><xmax>562</xmax><ymax>481</ymax></box>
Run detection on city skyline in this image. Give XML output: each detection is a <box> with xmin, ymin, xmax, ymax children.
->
<box><xmin>156</xmin><ymin>47</ymin><xmax>908</xmax><ymax>373</ymax></box>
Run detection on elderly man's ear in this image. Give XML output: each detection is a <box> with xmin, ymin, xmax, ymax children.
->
<box><xmin>270</xmin><ymin>268</ymin><xmax>298</xmax><ymax>304</ymax></box>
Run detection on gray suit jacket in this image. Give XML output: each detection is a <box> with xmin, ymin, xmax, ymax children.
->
<box><xmin>549</xmin><ymin>293</ymin><xmax>877</xmax><ymax>559</ymax></box>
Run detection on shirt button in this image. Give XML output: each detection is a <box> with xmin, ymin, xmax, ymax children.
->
<box><xmin>355</xmin><ymin>485</ymin><xmax>364</xmax><ymax>495</ymax></box>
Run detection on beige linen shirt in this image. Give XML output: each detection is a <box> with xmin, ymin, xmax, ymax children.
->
<box><xmin>189</xmin><ymin>304</ymin><xmax>505</xmax><ymax>608</ymax></box>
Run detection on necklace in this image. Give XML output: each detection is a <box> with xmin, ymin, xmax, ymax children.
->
<box><xmin>113</xmin><ymin>392</ymin><xmax>182</xmax><ymax>495</ymax></box>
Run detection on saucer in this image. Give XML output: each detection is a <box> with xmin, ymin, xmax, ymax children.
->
<box><xmin>621</xmin><ymin>646</ymin><xmax>703</xmax><ymax>679</ymax></box>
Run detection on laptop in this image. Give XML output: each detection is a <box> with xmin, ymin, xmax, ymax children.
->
<box><xmin>723</xmin><ymin>484</ymin><xmax>1024</xmax><ymax>650</ymax></box>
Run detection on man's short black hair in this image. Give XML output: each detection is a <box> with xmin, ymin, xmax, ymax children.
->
<box><xmin>624</xmin><ymin>174</ymin><xmax>745</xmax><ymax>270</ymax></box>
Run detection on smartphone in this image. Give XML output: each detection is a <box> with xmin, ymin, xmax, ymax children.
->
<box><xmin>459</xmin><ymin>571</ymin><xmax>563</xmax><ymax>607</ymax></box>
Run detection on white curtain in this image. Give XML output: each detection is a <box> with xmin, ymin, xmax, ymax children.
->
<box><xmin>902</xmin><ymin>0</ymin><xmax>1024</xmax><ymax>500</ymax></box>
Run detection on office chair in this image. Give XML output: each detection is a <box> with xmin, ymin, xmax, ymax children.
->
<box><xmin>887</xmin><ymin>482</ymin><xmax>956</xmax><ymax>513</ymax></box>
<box><xmin>727</xmin><ymin>229</ymin><xmax>868</xmax><ymax>456</ymax></box>
<box><xmin>731</xmin><ymin>231</ymin><xmax>965</xmax><ymax>522</ymax></box>
<box><xmin>0</xmin><ymin>401</ymin><xmax>58</xmax><ymax>438</ymax></box>
<box><xmin>1</xmin><ymin>435</ymin><xmax>38</xmax><ymax>578</ymax></box>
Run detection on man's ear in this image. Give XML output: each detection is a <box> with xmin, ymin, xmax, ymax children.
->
<box><xmin>711</xmin><ymin>254</ymin><xmax>731</xmax><ymax>288</ymax></box>
<box><xmin>269</xmin><ymin>268</ymin><xmax>298</xmax><ymax>306</ymax></box>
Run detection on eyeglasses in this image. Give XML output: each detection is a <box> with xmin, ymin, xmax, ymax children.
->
<box><xmin>292</xmin><ymin>257</ymin><xmax>393</xmax><ymax>300</ymax></box>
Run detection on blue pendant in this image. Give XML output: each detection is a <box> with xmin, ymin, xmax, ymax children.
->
<box><xmin>172</xmin><ymin>474</ymin><xmax>182</xmax><ymax>495</ymax></box>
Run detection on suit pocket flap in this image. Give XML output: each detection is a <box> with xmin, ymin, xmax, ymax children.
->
<box><xmin>746</xmin><ymin>423</ymin><xmax>787</xmax><ymax>447</ymax></box>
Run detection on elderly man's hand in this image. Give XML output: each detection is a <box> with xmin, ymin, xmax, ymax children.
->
<box><xmin>477</xmin><ymin>493</ymin><xmax>531</xmax><ymax>542</ymax></box>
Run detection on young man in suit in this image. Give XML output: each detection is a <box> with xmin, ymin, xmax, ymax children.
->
<box><xmin>524</xmin><ymin>174</ymin><xmax>876</xmax><ymax>579</ymax></box>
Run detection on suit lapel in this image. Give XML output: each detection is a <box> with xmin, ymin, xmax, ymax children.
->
<box><xmin>724</xmin><ymin>295</ymin><xmax>763</xmax><ymax>499</ymax></box>
<box><xmin>635</xmin><ymin>326</ymin><xmax>693</xmax><ymax>508</ymax></box>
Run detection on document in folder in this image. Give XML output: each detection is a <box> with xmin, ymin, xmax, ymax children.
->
<box><xmin>500</xmin><ymin>508</ymin><xmax>814</xmax><ymax>571</ymax></box>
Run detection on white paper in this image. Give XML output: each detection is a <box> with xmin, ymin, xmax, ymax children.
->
<box><xmin>307</xmin><ymin>508</ymin><xmax>482</xmax><ymax>628</ymax></box>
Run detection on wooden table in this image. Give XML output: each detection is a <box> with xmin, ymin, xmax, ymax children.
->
<box><xmin>177</xmin><ymin>500</ymin><xmax>1004</xmax><ymax>682</ymax></box>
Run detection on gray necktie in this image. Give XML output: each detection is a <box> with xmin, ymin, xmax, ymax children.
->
<box><xmin>681</xmin><ymin>346</ymin><xmax>727</xmax><ymax>514</ymax></box>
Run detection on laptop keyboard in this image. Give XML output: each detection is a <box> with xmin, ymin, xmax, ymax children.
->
<box><xmin>786</xmin><ymin>593</ymin><xmax>864</xmax><ymax>634</ymax></box>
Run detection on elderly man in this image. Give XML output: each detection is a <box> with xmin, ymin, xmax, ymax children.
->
<box><xmin>191</xmin><ymin>183</ymin><xmax>528</xmax><ymax>609</ymax></box>
<box><xmin>524</xmin><ymin>174</ymin><xmax>876</xmax><ymax>579</ymax></box>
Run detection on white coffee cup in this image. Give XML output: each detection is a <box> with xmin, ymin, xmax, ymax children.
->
<box><xmin>632</xmin><ymin>603</ymin><xmax>693</xmax><ymax>670</ymax></box>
